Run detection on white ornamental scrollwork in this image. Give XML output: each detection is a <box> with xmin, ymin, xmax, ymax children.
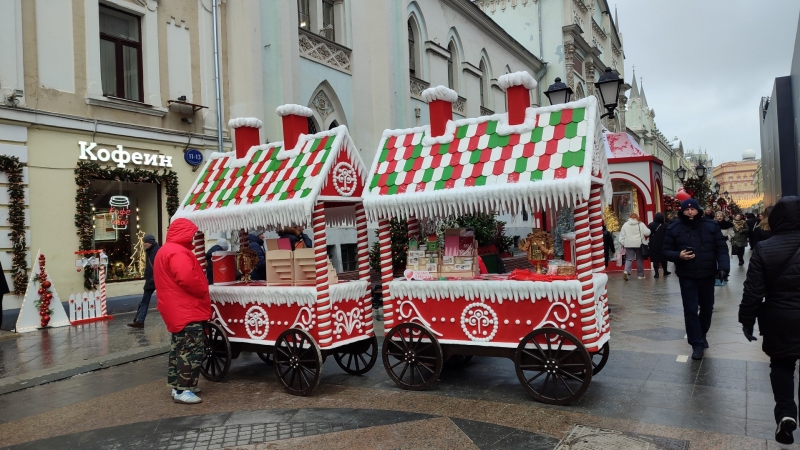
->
<box><xmin>398</xmin><ymin>301</ymin><xmax>442</xmax><ymax>336</ymax></box>
<box><xmin>291</xmin><ymin>306</ymin><xmax>314</xmax><ymax>331</ymax></box>
<box><xmin>532</xmin><ymin>300</ymin><xmax>570</xmax><ymax>331</ymax></box>
<box><xmin>460</xmin><ymin>303</ymin><xmax>498</xmax><ymax>342</ymax></box>
<box><xmin>244</xmin><ymin>305</ymin><xmax>269</xmax><ymax>340</ymax></box>
<box><xmin>211</xmin><ymin>303</ymin><xmax>235</xmax><ymax>335</ymax></box>
<box><xmin>333</xmin><ymin>161</ymin><xmax>358</xmax><ymax>197</ymax></box>
<box><xmin>333</xmin><ymin>306</ymin><xmax>363</xmax><ymax>337</ymax></box>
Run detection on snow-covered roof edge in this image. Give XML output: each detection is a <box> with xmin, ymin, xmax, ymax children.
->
<box><xmin>275</xmin><ymin>104</ymin><xmax>313</xmax><ymax>117</ymax></box>
<box><xmin>497</xmin><ymin>71</ymin><xmax>538</xmax><ymax>91</ymax></box>
<box><xmin>228</xmin><ymin>117</ymin><xmax>263</xmax><ymax>129</ymax></box>
<box><xmin>421</xmin><ymin>86</ymin><xmax>458</xmax><ymax>103</ymax></box>
<box><xmin>173</xmin><ymin>126</ymin><xmax>368</xmax><ymax>232</ymax></box>
<box><xmin>363</xmin><ymin>96</ymin><xmax>609</xmax><ymax>221</ymax></box>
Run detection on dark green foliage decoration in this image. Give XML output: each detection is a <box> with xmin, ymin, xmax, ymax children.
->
<box><xmin>74</xmin><ymin>162</ymin><xmax>179</xmax><ymax>289</ymax></box>
<box><xmin>0</xmin><ymin>156</ymin><xmax>28</xmax><ymax>294</ymax></box>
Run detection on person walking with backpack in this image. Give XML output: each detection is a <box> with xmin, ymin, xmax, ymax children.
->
<box><xmin>648</xmin><ymin>213</ymin><xmax>670</xmax><ymax>278</ymax></box>
<box><xmin>739</xmin><ymin>196</ymin><xmax>800</xmax><ymax>446</ymax></box>
<box><xmin>155</xmin><ymin>218</ymin><xmax>212</xmax><ymax>404</ymax></box>
<box><xmin>619</xmin><ymin>213</ymin><xmax>651</xmax><ymax>280</ymax></box>
<box><xmin>128</xmin><ymin>234</ymin><xmax>161</xmax><ymax>328</ymax></box>
<box><xmin>663</xmin><ymin>199</ymin><xmax>730</xmax><ymax>360</ymax></box>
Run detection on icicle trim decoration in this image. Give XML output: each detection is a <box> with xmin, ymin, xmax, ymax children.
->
<box><xmin>325</xmin><ymin>205</ymin><xmax>357</xmax><ymax>228</ymax></box>
<box><xmin>497</xmin><ymin>71</ymin><xmax>538</xmax><ymax>91</ymax></box>
<box><xmin>420</xmin><ymin>86</ymin><xmax>458</xmax><ymax>103</ymax></box>
<box><xmin>228</xmin><ymin>118</ymin><xmax>263</xmax><ymax>129</ymax></box>
<box><xmin>276</xmin><ymin>104</ymin><xmax>314</xmax><ymax>117</ymax></box>
<box><xmin>209</xmin><ymin>281</ymin><xmax>368</xmax><ymax>307</ymax></box>
<box><xmin>173</xmin><ymin>126</ymin><xmax>369</xmax><ymax>233</ymax></box>
<box><xmin>387</xmin><ymin>280</ymin><xmax>583</xmax><ymax>304</ymax></box>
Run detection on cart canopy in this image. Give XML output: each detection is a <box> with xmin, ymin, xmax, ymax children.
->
<box><xmin>363</xmin><ymin>84</ymin><xmax>609</xmax><ymax>222</ymax></box>
<box><xmin>173</xmin><ymin>106</ymin><xmax>368</xmax><ymax>231</ymax></box>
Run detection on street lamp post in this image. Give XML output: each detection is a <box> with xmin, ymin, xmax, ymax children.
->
<box><xmin>695</xmin><ymin>162</ymin><xmax>707</xmax><ymax>179</ymax></box>
<box><xmin>595</xmin><ymin>68</ymin><xmax>625</xmax><ymax>119</ymax></box>
<box><xmin>544</xmin><ymin>78</ymin><xmax>573</xmax><ymax>106</ymax></box>
<box><xmin>676</xmin><ymin>166</ymin><xmax>687</xmax><ymax>182</ymax></box>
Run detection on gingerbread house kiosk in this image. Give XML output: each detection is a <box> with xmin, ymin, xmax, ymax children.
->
<box><xmin>172</xmin><ymin>104</ymin><xmax>376</xmax><ymax>396</ymax></box>
<box><xmin>363</xmin><ymin>72</ymin><xmax>611</xmax><ymax>405</ymax></box>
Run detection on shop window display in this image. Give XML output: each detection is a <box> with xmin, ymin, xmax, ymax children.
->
<box><xmin>89</xmin><ymin>180</ymin><xmax>160</xmax><ymax>282</ymax></box>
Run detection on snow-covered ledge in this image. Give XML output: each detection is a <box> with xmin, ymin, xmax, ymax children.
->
<box><xmin>209</xmin><ymin>281</ymin><xmax>368</xmax><ymax>307</ymax></box>
<box><xmin>387</xmin><ymin>279</ymin><xmax>583</xmax><ymax>304</ymax></box>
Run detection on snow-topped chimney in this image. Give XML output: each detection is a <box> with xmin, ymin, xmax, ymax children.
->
<box><xmin>421</xmin><ymin>86</ymin><xmax>458</xmax><ymax>138</ymax></box>
<box><xmin>228</xmin><ymin>118</ymin><xmax>263</xmax><ymax>159</ymax></box>
<box><xmin>276</xmin><ymin>104</ymin><xmax>314</xmax><ymax>150</ymax></box>
<box><xmin>498</xmin><ymin>72</ymin><xmax>537</xmax><ymax>126</ymax></box>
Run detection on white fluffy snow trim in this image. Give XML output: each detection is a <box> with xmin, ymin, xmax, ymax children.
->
<box><xmin>421</xmin><ymin>86</ymin><xmax>458</xmax><ymax>103</ymax></box>
<box><xmin>497</xmin><ymin>71</ymin><xmax>537</xmax><ymax>91</ymax></box>
<box><xmin>387</xmin><ymin>279</ymin><xmax>583</xmax><ymax>304</ymax></box>
<box><xmin>276</xmin><ymin>104</ymin><xmax>313</xmax><ymax>117</ymax></box>
<box><xmin>209</xmin><ymin>281</ymin><xmax>368</xmax><ymax>307</ymax></box>
<box><xmin>228</xmin><ymin>117</ymin><xmax>263</xmax><ymax>129</ymax></box>
<box><xmin>326</xmin><ymin>204</ymin><xmax>357</xmax><ymax>228</ymax></box>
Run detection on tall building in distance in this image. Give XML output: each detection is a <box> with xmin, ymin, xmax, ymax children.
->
<box><xmin>712</xmin><ymin>150</ymin><xmax>761</xmax><ymax>207</ymax></box>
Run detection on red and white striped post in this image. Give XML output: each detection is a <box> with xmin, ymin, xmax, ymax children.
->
<box><xmin>193</xmin><ymin>231</ymin><xmax>206</xmax><ymax>269</ymax></box>
<box><xmin>355</xmin><ymin>204</ymin><xmax>373</xmax><ymax>335</ymax></box>
<box><xmin>378</xmin><ymin>219</ymin><xmax>394</xmax><ymax>329</ymax></box>
<box><xmin>588</xmin><ymin>185</ymin><xmax>605</xmax><ymax>273</ymax></box>
<box><xmin>238</xmin><ymin>229</ymin><xmax>248</xmax><ymax>251</ymax></box>
<box><xmin>407</xmin><ymin>216</ymin><xmax>419</xmax><ymax>242</ymax></box>
<box><xmin>573</xmin><ymin>199</ymin><xmax>599</xmax><ymax>350</ymax></box>
<box><xmin>99</xmin><ymin>251</ymin><xmax>107</xmax><ymax>317</ymax></box>
<box><xmin>313</xmin><ymin>202</ymin><xmax>333</xmax><ymax>347</ymax></box>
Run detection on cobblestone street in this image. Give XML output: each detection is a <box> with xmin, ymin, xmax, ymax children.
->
<box><xmin>0</xmin><ymin>259</ymin><xmax>795</xmax><ymax>449</ymax></box>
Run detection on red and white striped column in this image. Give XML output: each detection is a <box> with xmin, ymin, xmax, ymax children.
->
<box><xmin>313</xmin><ymin>203</ymin><xmax>333</xmax><ymax>347</ymax></box>
<box><xmin>193</xmin><ymin>231</ymin><xmax>206</xmax><ymax>269</ymax></box>
<box><xmin>573</xmin><ymin>199</ymin><xmax>599</xmax><ymax>349</ymax></box>
<box><xmin>99</xmin><ymin>251</ymin><xmax>108</xmax><ymax>317</ymax></box>
<box><xmin>355</xmin><ymin>204</ymin><xmax>373</xmax><ymax>336</ymax></box>
<box><xmin>407</xmin><ymin>216</ymin><xmax>419</xmax><ymax>242</ymax></box>
<box><xmin>378</xmin><ymin>219</ymin><xmax>395</xmax><ymax>330</ymax></box>
<box><xmin>238</xmin><ymin>229</ymin><xmax>248</xmax><ymax>251</ymax></box>
<box><xmin>588</xmin><ymin>185</ymin><xmax>605</xmax><ymax>273</ymax></box>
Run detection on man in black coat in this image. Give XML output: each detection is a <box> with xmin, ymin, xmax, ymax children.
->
<box><xmin>739</xmin><ymin>196</ymin><xmax>800</xmax><ymax>445</ymax></box>
<box><xmin>746</xmin><ymin>213</ymin><xmax>759</xmax><ymax>249</ymax></box>
<box><xmin>128</xmin><ymin>234</ymin><xmax>161</xmax><ymax>328</ymax></box>
<box><xmin>663</xmin><ymin>199</ymin><xmax>730</xmax><ymax>360</ymax></box>
<box><xmin>248</xmin><ymin>230</ymin><xmax>267</xmax><ymax>281</ymax></box>
<box><xmin>0</xmin><ymin>260</ymin><xmax>9</xmax><ymax>331</ymax></box>
<box><xmin>647</xmin><ymin>212</ymin><xmax>670</xmax><ymax>278</ymax></box>
<box><xmin>205</xmin><ymin>239</ymin><xmax>229</xmax><ymax>284</ymax></box>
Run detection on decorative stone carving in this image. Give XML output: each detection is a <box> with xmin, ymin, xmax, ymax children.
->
<box><xmin>592</xmin><ymin>19</ymin><xmax>607</xmax><ymax>40</ymax></box>
<box><xmin>617</xmin><ymin>95</ymin><xmax>628</xmax><ymax>131</ymax></box>
<box><xmin>453</xmin><ymin>96</ymin><xmax>466</xmax><ymax>115</ymax></box>
<box><xmin>572</xmin><ymin>0</ymin><xmax>588</xmax><ymax>13</ymax></box>
<box><xmin>298</xmin><ymin>29</ymin><xmax>352</xmax><ymax>74</ymax></box>
<box><xmin>480</xmin><ymin>106</ymin><xmax>494</xmax><ymax>116</ymax></box>
<box><xmin>612</xmin><ymin>42</ymin><xmax>622</xmax><ymax>57</ymax></box>
<box><xmin>564</xmin><ymin>42</ymin><xmax>576</xmax><ymax>90</ymax></box>
<box><xmin>585</xmin><ymin>61</ymin><xmax>596</xmax><ymax>96</ymax></box>
<box><xmin>410</xmin><ymin>76</ymin><xmax>430</xmax><ymax>100</ymax></box>
<box><xmin>312</xmin><ymin>90</ymin><xmax>334</xmax><ymax>120</ymax></box>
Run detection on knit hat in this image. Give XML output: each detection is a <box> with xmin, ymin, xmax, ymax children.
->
<box><xmin>216</xmin><ymin>238</ymin><xmax>229</xmax><ymax>250</ymax></box>
<box><xmin>679</xmin><ymin>199</ymin><xmax>700</xmax><ymax>214</ymax></box>
<box><xmin>143</xmin><ymin>234</ymin><xmax>156</xmax><ymax>244</ymax></box>
<box><xmin>248</xmin><ymin>229</ymin><xmax>264</xmax><ymax>236</ymax></box>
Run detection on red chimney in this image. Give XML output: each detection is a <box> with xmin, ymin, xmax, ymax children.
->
<box><xmin>228</xmin><ymin>118</ymin><xmax>263</xmax><ymax>159</ymax></box>
<box><xmin>498</xmin><ymin>72</ymin><xmax>537</xmax><ymax>126</ymax></box>
<box><xmin>421</xmin><ymin>86</ymin><xmax>457</xmax><ymax>137</ymax></box>
<box><xmin>276</xmin><ymin>104</ymin><xmax>314</xmax><ymax>150</ymax></box>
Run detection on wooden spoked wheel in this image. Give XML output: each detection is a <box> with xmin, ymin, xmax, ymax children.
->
<box><xmin>200</xmin><ymin>322</ymin><xmax>232</xmax><ymax>382</ymax></box>
<box><xmin>273</xmin><ymin>329</ymin><xmax>322</xmax><ymax>396</ymax></box>
<box><xmin>257</xmin><ymin>352</ymin><xmax>273</xmax><ymax>364</ymax></box>
<box><xmin>590</xmin><ymin>342</ymin><xmax>610</xmax><ymax>376</ymax></box>
<box><xmin>514</xmin><ymin>328</ymin><xmax>592</xmax><ymax>405</ymax></box>
<box><xmin>333</xmin><ymin>335</ymin><xmax>378</xmax><ymax>375</ymax></box>
<box><xmin>382</xmin><ymin>323</ymin><xmax>443</xmax><ymax>391</ymax></box>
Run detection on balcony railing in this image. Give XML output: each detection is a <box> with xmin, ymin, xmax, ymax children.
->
<box><xmin>298</xmin><ymin>28</ymin><xmax>352</xmax><ymax>74</ymax></box>
<box><xmin>409</xmin><ymin>76</ymin><xmax>430</xmax><ymax>100</ymax></box>
<box><xmin>453</xmin><ymin>96</ymin><xmax>466</xmax><ymax>115</ymax></box>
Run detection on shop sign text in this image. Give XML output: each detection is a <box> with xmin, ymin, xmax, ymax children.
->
<box><xmin>78</xmin><ymin>141</ymin><xmax>173</xmax><ymax>169</ymax></box>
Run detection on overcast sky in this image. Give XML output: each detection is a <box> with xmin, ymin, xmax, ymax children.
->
<box><xmin>613</xmin><ymin>0</ymin><xmax>800</xmax><ymax>164</ymax></box>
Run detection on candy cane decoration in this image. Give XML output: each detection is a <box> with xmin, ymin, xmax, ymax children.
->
<box><xmin>378</xmin><ymin>219</ymin><xmax>395</xmax><ymax>329</ymax></box>
<box><xmin>355</xmin><ymin>204</ymin><xmax>373</xmax><ymax>336</ymax></box>
<box><xmin>193</xmin><ymin>231</ymin><xmax>206</xmax><ymax>269</ymax></box>
<box><xmin>98</xmin><ymin>253</ymin><xmax>107</xmax><ymax>317</ymax></box>
<box><xmin>573</xmin><ymin>200</ymin><xmax>599</xmax><ymax>348</ymax></box>
<box><xmin>407</xmin><ymin>216</ymin><xmax>419</xmax><ymax>241</ymax></box>
<box><xmin>313</xmin><ymin>202</ymin><xmax>333</xmax><ymax>347</ymax></box>
<box><xmin>589</xmin><ymin>185</ymin><xmax>605</xmax><ymax>273</ymax></box>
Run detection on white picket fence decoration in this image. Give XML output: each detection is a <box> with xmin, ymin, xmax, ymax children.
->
<box><xmin>68</xmin><ymin>291</ymin><xmax>103</xmax><ymax>322</ymax></box>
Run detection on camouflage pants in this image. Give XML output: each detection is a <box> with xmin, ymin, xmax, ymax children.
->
<box><xmin>167</xmin><ymin>322</ymin><xmax>205</xmax><ymax>390</ymax></box>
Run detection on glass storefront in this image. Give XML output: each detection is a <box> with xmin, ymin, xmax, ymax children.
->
<box><xmin>89</xmin><ymin>180</ymin><xmax>161</xmax><ymax>282</ymax></box>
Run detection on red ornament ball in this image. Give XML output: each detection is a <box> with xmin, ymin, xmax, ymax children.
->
<box><xmin>42</xmin><ymin>280</ymin><xmax>51</xmax><ymax>289</ymax></box>
<box><xmin>38</xmin><ymin>288</ymin><xmax>45</xmax><ymax>295</ymax></box>
<box><xmin>39</xmin><ymin>254</ymin><xmax>45</xmax><ymax>261</ymax></box>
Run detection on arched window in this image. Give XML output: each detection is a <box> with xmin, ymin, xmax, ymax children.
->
<box><xmin>408</xmin><ymin>20</ymin><xmax>416</xmax><ymax>77</ymax></box>
<box><xmin>575</xmin><ymin>83</ymin><xmax>586</xmax><ymax>100</ymax></box>
<box><xmin>298</xmin><ymin>0</ymin><xmax>310</xmax><ymax>29</ymax></box>
<box><xmin>447</xmin><ymin>41</ymin><xmax>456</xmax><ymax>90</ymax></box>
<box><xmin>307</xmin><ymin>116</ymin><xmax>318</xmax><ymax>135</ymax></box>
<box><xmin>329</xmin><ymin>120</ymin><xmax>339</xmax><ymax>130</ymax></box>
<box><xmin>479</xmin><ymin>60</ymin><xmax>486</xmax><ymax>108</ymax></box>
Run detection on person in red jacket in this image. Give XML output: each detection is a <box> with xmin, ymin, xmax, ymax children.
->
<box><xmin>155</xmin><ymin>218</ymin><xmax>212</xmax><ymax>404</ymax></box>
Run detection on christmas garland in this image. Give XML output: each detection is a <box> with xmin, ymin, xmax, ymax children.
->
<box><xmin>34</xmin><ymin>254</ymin><xmax>53</xmax><ymax>328</ymax></box>
<box><xmin>0</xmin><ymin>156</ymin><xmax>28</xmax><ymax>294</ymax></box>
<box><xmin>75</xmin><ymin>162</ymin><xmax>179</xmax><ymax>289</ymax></box>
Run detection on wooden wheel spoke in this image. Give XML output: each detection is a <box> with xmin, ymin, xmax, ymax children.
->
<box><xmin>389</xmin><ymin>359</ymin><xmax>406</xmax><ymax>370</ymax></box>
<box><xmin>416</xmin><ymin>355</ymin><xmax>438</xmax><ymax>361</ymax></box>
<box><xmin>522</xmin><ymin>350</ymin><xmax>546</xmax><ymax>364</ymax></box>
<box><xmin>556</xmin><ymin>372</ymin><xmax>577</xmax><ymax>396</ymax></box>
<box><xmin>540</xmin><ymin>372</ymin><xmax>551</xmax><ymax>393</ymax></box>
<box><xmin>415</xmin><ymin>343</ymin><xmax>432</xmax><ymax>355</ymax></box>
<box><xmin>386</xmin><ymin>351</ymin><xmax>406</xmax><ymax>359</ymax></box>
<box><xmin>519</xmin><ymin>364</ymin><xmax>545</xmax><ymax>371</ymax></box>
<box><xmin>417</xmin><ymin>361</ymin><xmax>435</xmax><ymax>375</ymax></box>
<box><xmin>276</xmin><ymin>347</ymin><xmax>292</xmax><ymax>359</ymax></box>
<box><xmin>397</xmin><ymin>361</ymin><xmax>410</xmax><ymax>381</ymax></box>
<box><xmin>358</xmin><ymin>353</ymin><xmax>369</xmax><ymax>368</ymax></box>
<box><xmin>388</xmin><ymin>339</ymin><xmax>406</xmax><ymax>353</ymax></box>
<box><xmin>558</xmin><ymin>347</ymin><xmax>578</xmax><ymax>364</ymax></box>
<box><xmin>557</xmin><ymin>368</ymin><xmax>585</xmax><ymax>383</ymax></box>
<box><xmin>526</xmin><ymin>369</ymin><xmax>546</xmax><ymax>385</ymax></box>
<box><xmin>278</xmin><ymin>365</ymin><xmax>292</xmax><ymax>378</ymax></box>
<box><xmin>531</xmin><ymin>339</ymin><xmax>549</xmax><ymax>363</ymax></box>
<box><xmin>414</xmin><ymin>363</ymin><xmax>427</xmax><ymax>382</ymax></box>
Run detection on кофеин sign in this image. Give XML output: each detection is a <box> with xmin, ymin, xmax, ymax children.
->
<box><xmin>78</xmin><ymin>141</ymin><xmax>173</xmax><ymax>169</ymax></box>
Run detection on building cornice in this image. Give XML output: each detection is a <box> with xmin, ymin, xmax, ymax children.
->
<box><xmin>425</xmin><ymin>40</ymin><xmax>450</xmax><ymax>60</ymax></box>
<box><xmin>461</xmin><ymin>61</ymin><xmax>483</xmax><ymax>78</ymax></box>
<box><xmin>443</xmin><ymin>0</ymin><xmax>545</xmax><ymax>71</ymax></box>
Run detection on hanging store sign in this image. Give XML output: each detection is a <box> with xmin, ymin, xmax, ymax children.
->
<box><xmin>78</xmin><ymin>141</ymin><xmax>173</xmax><ymax>169</ymax></box>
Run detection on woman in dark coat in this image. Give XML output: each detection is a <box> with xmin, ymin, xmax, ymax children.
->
<box><xmin>740</xmin><ymin>196</ymin><xmax>800</xmax><ymax>445</ymax></box>
<box><xmin>602</xmin><ymin>224</ymin><xmax>614</xmax><ymax>268</ymax></box>
<box><xmin>647</xmin><ymin>212</ymin><xmax>670</xmax><ymax>278</ymax></box>
<box><xmin>0</xmin><ymin>260</ymin><xmax>10</xmax><ymax>331</ymax></box>
<box><xmin>752</xmin><ymin>206</ymin><xmax>774</xmax><ymax>249</ymax></box>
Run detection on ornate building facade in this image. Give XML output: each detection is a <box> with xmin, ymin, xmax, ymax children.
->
<box><xmin>712</xmin><ymin>152</ymin><xmax>761</xmax><ymax>207</ymax></box>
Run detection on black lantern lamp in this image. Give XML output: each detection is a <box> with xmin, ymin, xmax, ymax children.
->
<box><xmin>695</xmin><ymin>162</ymin><xmax>707</xmax><ymax>178</ymax></box>
<box><xmin>676</xmin><ymin>166</ymin><xmax>687</xmax><ymax>182</ymax></box>
<box><xmin>544</xmin><ymin>77</ymin><xmax>573</xmax><ymax>105</ymax></box>
<box><xmin>714</xmin><ymin>182</ymin><xmax>721</xmax><ymax>195</ymax></box>
<box><xmin>594</xmin><ymin>67</ymin><xmax>624</xmax><ymax>118</ymax></box>
<box><xmin>724</xmin><ymin>190</ymin><xmax>729</xmax><ymax>198</ymax></box>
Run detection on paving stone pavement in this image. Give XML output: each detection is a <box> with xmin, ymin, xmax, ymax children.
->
<box><xmin>1</xmin><ymin>255</ymin><xmax>800</xmax><ymax>449</ymax></box>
